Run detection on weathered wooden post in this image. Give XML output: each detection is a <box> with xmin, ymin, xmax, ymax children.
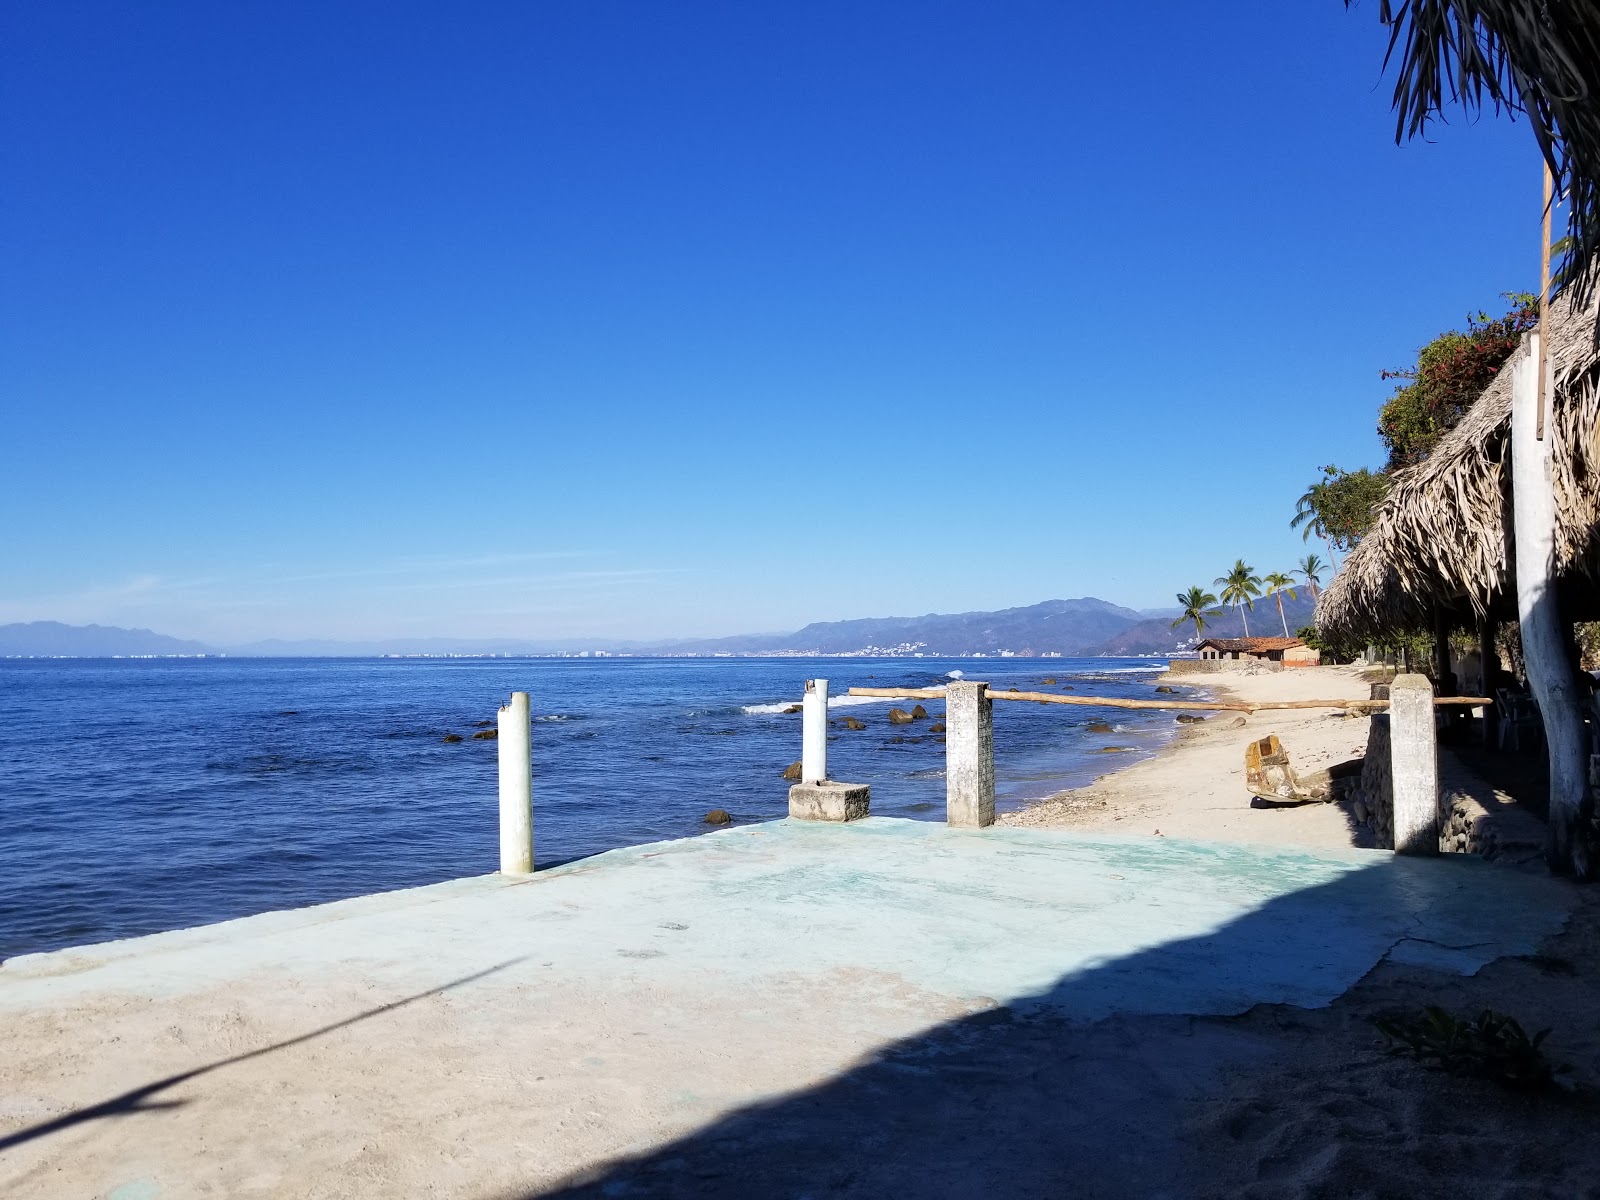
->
<box><xmin>1389</xmin><ymin>674</ymin><xmax>1439</xmax><ymax>855</ymax></box>
<box><xmin>946</xmin><ymin>680</ymin><xmax>995</xmax><ymax>828</ymax></box>
<box><xmin>498</xmin><ymin>691</ymin><xmax>534</xmax><ymax>874</ymax></box>
<box><xmin>1511</xmin><ymin>335</ymin><xmax>1593</xmax><ymax>875</ymax></box>
<box><xmin>802</xmin><ymin>678</ymin><xmax>828</xmax><ymax>783</ymax></box>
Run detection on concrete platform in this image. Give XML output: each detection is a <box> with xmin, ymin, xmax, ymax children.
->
<box><xmin>0</xmin><ymin>818</ymin><xmax>1573</xmax><ymax>1198</ymax></box>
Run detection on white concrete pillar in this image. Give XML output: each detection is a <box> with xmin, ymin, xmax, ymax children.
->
<box><xmin>1389</xmin><ymin>673</ymin><xmax>1439</xmax><ymax>855</ymax></box>
<box><xmin>946</xmin><ymin>680</ymin><xmax>995</xmax><ymax>828</ymax></box>
<box><xmin>498</xmin><ymin>691</ymin><xmax>534</xmax><ymax>874</ymax></box>
<box><xmin>1512</xmin><ymin>336</ymin><xmax>1594</xmax><ymax>874</ymax></box>
<box><xmin>802</xmin><ymin>678</ymin><xmax>828</xmax><ymax>783</ymax></box>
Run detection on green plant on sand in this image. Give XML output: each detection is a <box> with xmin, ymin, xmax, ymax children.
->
<box><xmin>1374</xmin><ymin>1006</ymin><xmax>1570</xmax><ymax>1092</ymax></box>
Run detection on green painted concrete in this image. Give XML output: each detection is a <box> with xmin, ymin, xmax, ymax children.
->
<box><xmin>2</xmin><ymin>818</ymin><xmax>1572</xmax><ymax>1020</ymax></box>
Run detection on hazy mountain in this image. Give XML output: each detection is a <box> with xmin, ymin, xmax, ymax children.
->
<box><xmin>221</xmin><ymin>636</ymin><xmax>654</xmax><ymax>657</ymax></box>
<box><xmin>7</xmin><ymin>596</ymin><xmax>1213</xmax><ymax>659</ymax></box>
<box><xmin>1087</xmin><ymin>594</ymin><xmax>1320</xmax><ymax>656</ymax></box>
<box><xmin>655</xmin><ymin>598</ymin><xmax>1148</xmax><ymax>656</ymax></box>
<box><xmin>0</xmin><ymin>621</ymin><xmax>214</xmax><ymax>658</ymax></box>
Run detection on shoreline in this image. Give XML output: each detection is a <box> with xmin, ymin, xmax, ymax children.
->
<box><xmin>1000</xmin><ymin>664</ymin><xmax>1380</xmax><ymax>851</ymax></box>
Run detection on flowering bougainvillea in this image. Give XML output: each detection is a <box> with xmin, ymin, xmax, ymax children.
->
<box><xmin>1378</xmin><ymin>293</ymin><xmax>1539</xmax><ymax>469</ymax></box>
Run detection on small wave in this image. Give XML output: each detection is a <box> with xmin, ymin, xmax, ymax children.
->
<box><xmin>946</xmin><ymin>669</ymin><xmax>965</xmax><ymax>679</ymax></box>
<box><xmin>741</xmin><ymin>694</ymin><xmax>922</xmax><ymax>715</ymax></box>
<box><xmin>1071</xmin><ymin>666</ymin><xmax>1166</xmax><ymax>676</ymax></box>
<box><xmin>535</xmin><ymin>714</ymin><xmax>578</xmax><ymax>722</ymax></box>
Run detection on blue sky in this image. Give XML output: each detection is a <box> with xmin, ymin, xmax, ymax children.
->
<box><xmin>0</xmin><ymin>2</ymin><xmax>1550</xmax><ymax>642</ymax></box>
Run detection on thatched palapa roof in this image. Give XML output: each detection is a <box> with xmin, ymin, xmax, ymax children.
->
<box><xmin>1316</xmin><ymin>292</ymin><xmax>1600</xmax><ymax>641</ymax></box>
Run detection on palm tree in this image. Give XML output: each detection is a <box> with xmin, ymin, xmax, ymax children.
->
<box><xmin>1296</xmin><ymin>554</ymin><xmax>1326</xmax><ymax>601</ymax></box>
<box><xmin>1291</xmin><ymin>470</ymin><xmax>1340</xmax><ymax>568</ymax></box>
<box><xmin>1262</xmin><ymin>572</ymin><xmax>1299</xmax><ymax>637</ymax></box>
<box><xmin>1350</xmin><ymin>0</ymin><xmax>1600</xmax><ymax>303</ymax></box>
<box><xmin>1214</xmin><ymin>560</ymin><xmax>1262</xmax><ymax>637</ymax></box>
<box><xmin>1170</xmin><ymin>586</ymin><xmax>1219</xmax><ymax>644</ymax></box>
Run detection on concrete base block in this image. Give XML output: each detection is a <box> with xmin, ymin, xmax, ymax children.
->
<box><xmin>788</xmin><ymin>781</ymin><xmax>871</xmax><ymax>822</ymax></box>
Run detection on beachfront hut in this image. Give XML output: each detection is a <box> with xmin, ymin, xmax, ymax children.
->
<box><xmin>1315</xmin><ymin>292</ymin><xmax>1600</xmax><ymax>662</ymax></box>
<box><xmin>1315</xmin><ymin>291</ymin><xmax>1600</xmax><ymax>874</ymax></box>
<box><xmin>1194</xmin><ymin>636</ymin><xmax>1309</xmax><ymax>663</ymax></box>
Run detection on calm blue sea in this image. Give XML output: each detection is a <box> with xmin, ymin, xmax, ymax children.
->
<box><xmin>0</xmin><ymin>656</ymin><xmax>1176</xmax><ymax>959</ymax></box>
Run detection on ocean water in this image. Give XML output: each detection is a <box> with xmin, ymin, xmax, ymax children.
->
<box><xmin>0</xmin><ymin>656</ymin><xmax>1177</xmax><ymax>959</ymax></box>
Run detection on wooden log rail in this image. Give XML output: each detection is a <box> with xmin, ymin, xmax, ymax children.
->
<box><xmin>845</xmin><ymin>686</ymin><xmax>1492</xmax><ymax>716</ymax></box>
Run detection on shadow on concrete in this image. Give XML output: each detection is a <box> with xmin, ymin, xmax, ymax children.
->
<box><xmin>0</xmin><ymin>958</ymin><xmax>524</xmax><ymax>1154</ymax></box>
<box><xmin>518</xmin><ymin>858</ymin><xmax>1562</xmax><ymax>1199</ymax></box>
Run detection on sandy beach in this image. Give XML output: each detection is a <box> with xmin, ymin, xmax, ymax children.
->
<box><xmin>1007</xmin><ymin>663</ymin><xmax>1600</xmax><ymax>1198</ymax></box>
<box><xmin>1000</xmin><ymin>663</ymin><xmax>1378</xmax><ymax>848</ymax></box>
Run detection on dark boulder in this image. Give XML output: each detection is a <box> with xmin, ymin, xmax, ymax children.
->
<box><xmin>782</xmin><ymin>760</ymin><xmax>803</xmax><ymax>781</ymax></box>
<box><xmin>1086</xmin><ymin>721</ymin><xmax>1114</xmax><ymax>734</ymax></box>
<box><xmin>910</xmin><ymin>704</ymin><xmax>928</xmax><ymax>720</ymax></box>
<box><xmin>929</xmin><ymin>721</ymin><xmax>946</xmax><ymax>734</ymax></box>
<box><xmin>887</xmin><ymin>708</ymin><xmax>915</xmax><ymax>725</ymax></box>
<box><xmin>472</xmin><ymin>729</ymin><xmax>498</xmax><ymax>740</ymax></box>
<box><xmin>442</xmin><ymin>733</ymin><xmax>464</xmax><ymax>743</ymax></box>
<box><xmin>704</xmin><ymin>809</ymin><xmax>733</xmax><ymax>825</ymax></box>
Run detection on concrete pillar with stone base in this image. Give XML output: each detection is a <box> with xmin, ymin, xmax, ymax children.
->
<box><xmin>946</xmin><ymin>680</ymin><xmax>995</xmax><ymax>828</ymax></box>
<box><xmin>1389</xmin><ymin>673</ymin><xmax>1440</xmax><ymax>855</ymax></box>
<box><xmin>788</xmin><ymin>678</ymin><xmax>870</xmax><ymax>821</ymax></box>
<box><xmin>788</xmin><ymin>780</ymin><xmax>871</xmax><ymax>821</ymax></box>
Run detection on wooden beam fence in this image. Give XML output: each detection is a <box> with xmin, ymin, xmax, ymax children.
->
<box><xmin>845</xmin><ymin>686</ymin><xmax>1491</xmax><ymax>715</ymax></box>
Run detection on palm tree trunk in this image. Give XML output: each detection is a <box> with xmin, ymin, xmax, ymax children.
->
<box><xmin>1239</xmin><ymin>604</ymin><xmax>1250</xmax><ymax>637</ymax></box>
<box><xmin>1277</xmin><ymin>595</ymin><xmax>1289</xmax><ymax>637</ymax></box>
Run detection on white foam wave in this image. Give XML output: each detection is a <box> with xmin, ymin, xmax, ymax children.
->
<box><xmin>946</xmin><ymin>669</ymin><xmax>965</xmax><ymax>679</ymax></box>
<box><xmin>741</xmin><ymin>693</ymin><xmax>933</xmax><ymax>715</ymax></box>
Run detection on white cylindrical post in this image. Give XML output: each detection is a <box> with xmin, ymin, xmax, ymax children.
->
<box><xmin>946</xmin><ymin>680</ymin><xmax>995</xmax><ymax>828</ymax></box>
<box><xmin>498</xmin><ymin>691</ymin><xmax>534</xmax><ymax>874</ymax></box>
<box><xmin>1512</xmin><ymin>337</ymin><xmax>1593</xmax><ymax>873</ymax></box>
<box><xmin>1389</xmin><ymin>674</ymin><xmax>1439</xmax><ymax>855</ymax></box>
<box><xmin>802</xmin><ymin>678</ymin><xmax>828</xmax><ymax>783</ymax></box>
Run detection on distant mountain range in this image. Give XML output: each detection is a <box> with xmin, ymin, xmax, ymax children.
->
<box><xmin>0</xmin><ymin>621</ymin><xmax>213</xmax><ymax>658</ymax></box>
<box><xmin>0</xmin><ymin>593</ymin><xmax>1323</xmax><ymax>659</ymax></box>
<box><xmin>1092</xmin><ymin>593</ymin><xmax>1319</xmax><ymax>656</ymax></box>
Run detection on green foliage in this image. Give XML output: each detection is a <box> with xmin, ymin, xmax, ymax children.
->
<box><xmin>1351</xmin><ymin>0</ymin><xmax>1600</xmax><ymax>306</ymax></box>
<box><xmin>1171</xmin><ymin>587</ymin><xmax>1220</xmax><ymax>640</ymax></box>
<box><xmin>1214</xmin><ymin>560</ymin><xmax>1262</xmax><ymax>637</ymax></box>
<box><xmin>1291</xmin><ymin>465</ymin><xmax>1390</xmax><ymax>552</ymax></box>
<box><xmin>1374</xmin><ymin>1006</ymin><xmax>1568</xmax><ymax>1092</ymax></box>
<box><xmin>1295</xmin><ymin>555</ymin><xmax>1325</xmax><ymax>598</ymax></box>
<box><xmin>1262</xmin><ymin>572</ymin><xmax>1298</xmax><ymax>636</ymax></box>
<box><xmin>1298</xmin><ymin>624</ymin><xmax>1364</xmax><ymax>666</ymax></box>
<box><xmin>1377</xmin><ymin>294</ymin><xmax>1537</xmax><ymax>469</ymax></box>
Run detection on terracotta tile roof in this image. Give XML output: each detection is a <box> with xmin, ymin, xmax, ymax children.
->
<box><xmin>1195</xmin><ymin>637</ymin><xmax>1305</xmax><ymax>653</ymax></box>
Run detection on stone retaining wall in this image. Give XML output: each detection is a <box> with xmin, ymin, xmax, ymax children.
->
<box><xmin>1352</xmin><ymin>710</ymin><xmax>1544</xmax><ymax>861</ymax></box>
<box><xmin>1355</xmin><ymin>714</ymin><xmax>1394</xmax><ymax>848</ymax></box>
<box><xmin>1164</xmin><ymin>659</ymin><xmax>1283</xmax><ymax>676</ymax></box>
